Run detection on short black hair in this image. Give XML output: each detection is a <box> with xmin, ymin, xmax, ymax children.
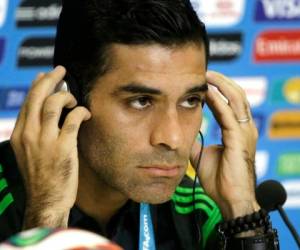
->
<box><xmin>53</xmin><ymin>0</ymin><xmax>209</xmax><ymax>104</ymax></box>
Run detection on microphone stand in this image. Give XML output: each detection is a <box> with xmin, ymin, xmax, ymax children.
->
<box><xmin>277</xmin><ymin>205</ymin><xmax>300</xmax><ymax>248</ymax></box>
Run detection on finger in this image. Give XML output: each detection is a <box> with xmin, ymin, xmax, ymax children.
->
<box><xmin>190</xmin><ymin>139</ymin><xmax>202</xmax><ymax>167</ymax></box>
<box><xmin>40</xmin><ymin>91</ymin><xmax>78</xmax><ymax>140</ymax></box>
<box><xmin>24</xmin><ymin>66</ymin><xmax>67</xmax><ymax>134</ymax></box>
<box><xmin>18</xmin><ymin>71</ymin><xmax>47</xmax><ymax>127</ymax></box>
<box><xmin>206</xmin><ymin>71</ymin><xmax>245</xmax><ymax>98</ymax></box>
<box><xmin>58</xmin><ymin>107</ymin><xmax>91</xmax><ymax>148</ymax></box>
<box><xmin>32</xmin><ymin>72</ymin><xmax>46</xmax><ymax>86</ymax></box>
<box><xmin>198</xmin><ymin>145</ymin><xmax>223</xmax><ymax>181</ymax></box>
<box><xmin>206</xmin><ymin>71</ymin><xmax>252</xmax><ymax>121</ymax></box>
<box><xmin>206</xmin><ymin>87</ymin><xmax>258</xmax><ymax>152</ymax></box>
<box><xmin>206</xmin><ymin>86</ymin><xmax>239</xmax><ymax>131</ymax></box>
<box><xmin>11</xmin><ymin>71</ymin><xmax>48</xmax><ymax>143</ymax></box>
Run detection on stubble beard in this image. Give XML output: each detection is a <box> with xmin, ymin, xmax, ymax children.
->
<box><xmin>78</xmin><ymin>122</ymin><xmax>188</xmax><ymax>204</ymax></box>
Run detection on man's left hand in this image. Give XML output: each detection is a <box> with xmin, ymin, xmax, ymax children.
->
<box><xmin>190</xmin><ymin>71</ymin><xmax>260</xmax><ymax>220</ymax></box>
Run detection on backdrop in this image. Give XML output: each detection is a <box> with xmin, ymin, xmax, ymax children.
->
<box><xmin>0</xmin><ymin>0</ymin><xmax>299</xmax><ymax>248</ymax></box>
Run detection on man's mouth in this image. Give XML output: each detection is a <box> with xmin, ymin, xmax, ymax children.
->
<box><xmin>139</xmin><ymin>165</ymin><xmax>181</xmax><ymax>177</ymax></box>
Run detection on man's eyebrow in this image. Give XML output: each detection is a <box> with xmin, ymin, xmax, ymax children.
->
<box><xmin>186</xmin><ymin>83</ymin><xmax>208</xmax><ymax>94</ymax></box>
<box><xmin>113</xmin><ymin>83</ymin><xmax>162</xmax><ymax>95</ymax></box>
<box><xmin>112</xmin><ymin>82</ymin><xmax>208</xmax><ymax>96</ymax></box>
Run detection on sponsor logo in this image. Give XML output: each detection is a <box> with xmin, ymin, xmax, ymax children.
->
<box><xmin>16</xmin><ymin>0</ymin><xmax>61</xmax><ymax>27</ymax></box>
<box><xmin>0</xmin><ymin>119</ymin><xmax>16</xmax><ymax>142</ymax></box>
<box><xmin>269</xmin><ymin>110</ymin><xmax>300</xmax><ymax>139</ymax></box>
<box><xmin>277</xmin><ymin>152</ymin><xmax>300</xmax><ymax>176</ymax></box>
<box><xmin>282</xmin><ymin>180</ymin><xmax>300</xmax><ymax>208</ymax></box>
<box><xmin>17</xmin><ymin>37</ymin><xmax>55</xmax><ymax>67</ymax></box>
<box><xmin>209</xmin><ymin>33</ymin><xmax>243</xmax><ymax>61</ymax></box>
<box><xmin>0</xmin><ymin>38</ymin><xmax>4</xmax><ymax>64</ymax></box>
<box><xmin>269</xmin><ymin>79</ymin><xmax>285</xmax><ymax>104</ymax></box>
<box><xmin>191</xmin><ymin>0</ymin><xmax>245</xmax><ymax>27</ymax></box>
<box><xmin>232</xmin><ymin>76</ymin><xmax>268</xmax><ymax>107</ymax></box>
<box><xmin>0</xmin><ymin>0</ymin><xmax>8</xmax><ymax>28</ymax></box>
<box><xmin>269</xmin><ymin>77</ymin><xmax>300</xmax><ymax>105</ymax></box>
<box><xmin>255</xmin><ymin>0</ymin><xmax>300</xmax><ymax>21</ymax></box>
<box><xmin>142</xmin><ymin>214</ymin><xmax>150</xmax><ymax>249</ymax></box>
<box><xmin>284</xmin><ymin>77</ymin><xmax>300</xmax><ymax>104</ymax></box>
<box><xmin>0</xmin><ymin>87</ymin><xmax>28</xmax><ymax>110</ymax></box>
<box><xmin>254</xmin><ymin>30</ymin><xmax>300</xmax><ymax>62</ymax></box>
<box><xmin>256</xmin><ymin>151</ymin><xmax>269</xmax><ymax>179</ymax></box>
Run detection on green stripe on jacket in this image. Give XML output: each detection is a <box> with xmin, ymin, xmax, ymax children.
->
<box><xmin>171</xmin><ymin>185</ymin><xmax>222</xmax><ymax>249</ymax></box>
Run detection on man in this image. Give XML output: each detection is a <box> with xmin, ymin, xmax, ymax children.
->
<box><xmin>0</xmin><ymin>0</ymin><xmax>279</xmax><ymax>249</ymax></box>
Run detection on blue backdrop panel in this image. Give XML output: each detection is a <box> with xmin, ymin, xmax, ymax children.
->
<box><xmin>0</xmin><ymin>0</ymin><xmax>299</xmax><ymax>248</ymax></box>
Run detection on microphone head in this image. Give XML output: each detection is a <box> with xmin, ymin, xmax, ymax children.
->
<box><xmin>256</xmin><ymin>179</ymin><xmax>287</xmax><ymax>212</ymax></box>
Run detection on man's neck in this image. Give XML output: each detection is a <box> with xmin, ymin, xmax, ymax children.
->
<box><xmin>75</xmin><ymin>157</ymin><xmax>128</xmax><ymax>227</ymax></box>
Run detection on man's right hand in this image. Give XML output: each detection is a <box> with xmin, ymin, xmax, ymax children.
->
<box><xmin>10</xmin><ymin>66</ymin><xmax>91</xmax><ymax>229</ymax></box>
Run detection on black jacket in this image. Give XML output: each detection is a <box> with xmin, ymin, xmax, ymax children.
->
<box><xmin>0</xmin><ymin>140</ymin><xmax>221</xmax><ymax>249</ymax></box>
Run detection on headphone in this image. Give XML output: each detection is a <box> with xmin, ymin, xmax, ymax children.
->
<box><xmin>56</xmin><ymin>72</ymin><xmax>81</xmax><ymax>103</ymax></box>
<box><xmin>56</xmin><ymin>72</ymin><xmax>82</xmax><ymax>127</ymax></box>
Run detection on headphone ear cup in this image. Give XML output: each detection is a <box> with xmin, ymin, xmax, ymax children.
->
<box><xmin>64</xmin><ymin>72</ymin><xmax>81</xmax><ymax>105</ymax></box>
<box><xmin>58</xmin><ymin>72</ymin><xmax>81</xmax><ymax>128</ymax></box>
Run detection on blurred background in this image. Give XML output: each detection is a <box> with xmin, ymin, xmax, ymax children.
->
<box><xmin>0</xmin><ymin>0</ymin><xmax>299</xmax><ymax>248</ymax></box>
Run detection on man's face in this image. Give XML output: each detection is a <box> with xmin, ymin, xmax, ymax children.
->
<box><xmin>79</xmin><ymin>43</ymin><xmax>207</xmax><ymax>204</ymax></box>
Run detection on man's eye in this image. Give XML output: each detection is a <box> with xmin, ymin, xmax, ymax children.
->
<box><xmin>180</xmin><ymin>96</ymin><xmax>202</xmax><ymax>109</ymax></box>
<box><xmin>129</xmin><ymin>96</ymin><xmax>152</xmax><ymax>110</ymax></box>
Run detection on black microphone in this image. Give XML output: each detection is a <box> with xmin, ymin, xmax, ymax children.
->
<box><xmin>256</xmin><ymin>180</ymin><xmax>300</xmax><ymax>248</ymax></box>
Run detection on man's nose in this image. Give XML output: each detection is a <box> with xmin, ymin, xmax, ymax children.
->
<box><xmin>150</xmin><ymin>110</ymin><xmax>184</xmax><ymax>151</ymax></box>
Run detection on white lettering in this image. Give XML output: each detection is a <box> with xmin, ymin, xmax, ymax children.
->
<box><xmin>142</xmin><ymin>214</ymin><xmax>151</xmax><ymax>250</ymax></box>
<box><xmin>16</xmin><ymin>4</ymin><xmax>61</xmax><ymax>22</ymax></box>
<box><xmin>6</xmin><ymin>90</ymin><xmax>26</xmax><ymax>108</ymax></box>
<box><xmin>210</xmin><ymin>40</ymin><xmax>241</xmax><ymax>57</ymax></box>
<box><xmin>256</xmin><ymin>37</ymin><xmax>300</xmax><ymax>56</ymax></box>
<box><xmin>19</xmin><ymin>46</ymin><xmax>54</xmax><ymax>60</ymax></box>
<box><xmin>261</xmin><ymin>0</ymin><xmax>300</xmax><ymax>19</ymax></box>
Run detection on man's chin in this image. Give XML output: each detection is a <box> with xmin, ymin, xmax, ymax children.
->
<box><xmin>129</xmin><ymin>184</ymin><xmax>176</xmax><ymax>204</ymax></box>
<box><xmin>144</xmin><ymin>193</ymin><xmax>173</xmax><ymax>204</ymax></box>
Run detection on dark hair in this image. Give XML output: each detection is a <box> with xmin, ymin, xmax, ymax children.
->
<box><xmin>53</xmin><ymin>0</ymin><xmax>209</xmax><ymax>104</ymax></box>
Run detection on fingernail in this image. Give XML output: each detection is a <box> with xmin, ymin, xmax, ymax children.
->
<box><xmin>208</xmin><ymin>85</ymin><xmax>217</xmax><ymax>91</ymax></box>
